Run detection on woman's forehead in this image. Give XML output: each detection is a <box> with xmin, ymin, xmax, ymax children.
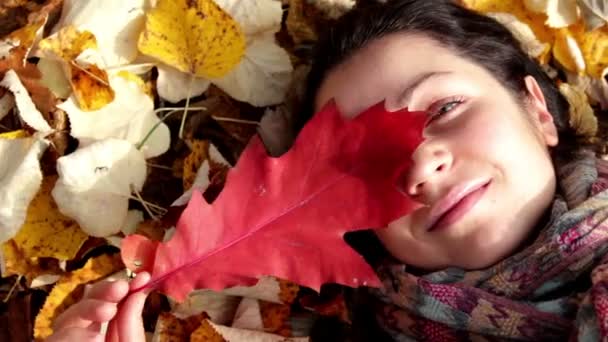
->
<box><xmin>313</xmin><ymin>33</ymin><xmax>481</xmax><ymax>117</ymax></box>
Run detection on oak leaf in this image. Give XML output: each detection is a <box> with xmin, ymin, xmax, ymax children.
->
<box><xmin>122</xmin><ymin>100</ymin><xmax>426</xmax><ymax>301</ymax></box>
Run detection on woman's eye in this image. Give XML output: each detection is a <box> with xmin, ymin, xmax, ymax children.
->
<box><xmin>428</xmin><ymin>98</ymin><xmax>464</xmax><ymax>122</ymax></box>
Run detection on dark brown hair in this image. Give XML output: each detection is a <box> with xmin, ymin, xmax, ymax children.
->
<box><xmin>297</xmin><ymin>0</ymin><xmax>577</xmax><ymax>157</ymax></box>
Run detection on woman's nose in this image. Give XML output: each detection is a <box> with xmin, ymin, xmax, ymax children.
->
<box><xmin>404</xmin><ymin>145</ymin><xmax>452</xmax><ymax>198</ymax></box>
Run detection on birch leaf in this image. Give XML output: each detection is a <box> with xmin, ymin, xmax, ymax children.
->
<box><xmin>0</xmin><ymin>92</ymin><xmax>15</xmax><ymax>121</ymax></box>
<box><xmin>523</xmin><ymin>0</ymin><xmax>579</xmax><ymax>28</ymax></box>
<box><xmin>578</xmin><ymin>0</ymin><xmax>608</xmax><ymax>30</ymax></box>
<box><xmin>486</xmin><ymin>12</ymin><xmax>551</xmax><ymax>61</ymax></box>
<box><xmin>156</xmin><ymin>64</ymin><xmax>210</xmax><ymax>103</ymax></box>
<box><xmin>213</xmin><ymin>0</ymin><xmax>283</xmax><ymax>37</ymax></box>
<box><xmin>0</xmin><ymin>137</ymin><xmax>48</xmax><ymax>243</ymax></box>
<box><xmin>38</xmin><ymin>25</ymin><xmax>115</xmax><ymax>111</ymax></box>
<box><xmin>37</xmin><ymin>58</ymin><xmax>72</xmax><ymax>99</ymax></box>
<box><xmin>138</xmin><ymin>0</ymin><xmax>246</xmax><ymax>78</ymax></box>
<box><xmin>51</xmin><ymin>0</ymin><xmax>146</xmax><ymax>66</ymax></box>
<box><xmin>559</xmin><ymin>82</ymin><xmax>598</xmax><ymax>139</ymax></box>
<box><xmin>212</xmin><ymin>33</ymin><xmax>293</xmax><ymax>107</ymax></box>
<box><xmin>52</xmin><ymin>139</ymin><xmax>147</xmax><ymax>237</ymax></box>
<box><xmin>191</xmin><ymin>320</ymin><xmax>309</xmax><ymax>342</ymax></box>
<box><xmin>57</xmin><ymin>72</ymin><xmax>170</xmax><ymax>158</ymax></box>
<box><xmin>0</xmin><ymin>239</ymin><xmax>63</xmax><ymax>286</ymax></box>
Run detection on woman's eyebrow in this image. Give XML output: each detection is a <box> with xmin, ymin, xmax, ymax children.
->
<box><xmin>396</xmin><ymin>71</ymin><xmax>453</xmax><ymax>106</ymax></box>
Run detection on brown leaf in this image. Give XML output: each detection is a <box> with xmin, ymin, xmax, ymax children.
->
<box><xmin>259</xmin><ymin>301</ymin><xmax>292</xmax><ymax>337</ymax></box>
<box><xmin>153</xmin><ymin>312</ymin><xmax>210</xmax><ymax>342</ymax></box>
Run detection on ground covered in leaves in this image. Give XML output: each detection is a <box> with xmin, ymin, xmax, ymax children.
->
<box><xmin>0</xmin><ymin>0</ymin><xmax>607</xmax><ymax>341</ymax></box>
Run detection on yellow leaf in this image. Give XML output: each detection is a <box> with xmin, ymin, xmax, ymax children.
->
<box><xmin>138</xmin><ymin>0</ymin><xmax>246</xmax><ymax>78</ymax></box>
<box><xmin>38</xmin><ymin>25</ymin><xmax>97</xmax><ymax>61</ymax></box>
<box><xmin>553</xmin><ymin>27</ymin><xmax>587</xmax><ymax>73</ymax></box>
<box><xmin>0</xmin><ymin>129</ymin><xmax>29</xmax><ymax>139</ymax></box>
<box><xmin>33</xmin><ymin>254</ymin><xmax>124</xmax><ymax>341</ymax></box>
<box><xmin>1</xmin><ymin>15</ymin><xmax>47</xmax><ymax>64</ymax></box>
<box><xmin>559</xmin><ymin>82</ymin><xmax>598</xmax><ymax>139</ymax></box>
<box><xmin>579</xmin><ymin>25</ymin><xmax>608</xmax><ymax>79</ymax></box>
<box><xmin>189</xmin><ymin>319</ymin><xmax>226</xmax><ymax>342</ymax></box>
<box><xmin>152</xmin><ymin>312</ymin><xmax>210</xmax><ymax>342</ymax></box>
<box><xmin>116</xmin><ymin>70</ymin><xmax>155</xmax><ymax>99</ymax></box>
<box><xmin>38</xmin><ymin>25</ymin><xmax>115</xmax><ymax>111</ymax></box>
<box><xmin>9</xmin><ymin>175</ymin><xmax>88</xmax><ymax>260</ymax></box>
<box><xmin>460</xmin><ymin>0</ymin><xmax>555</xmax><ymax>45</ymax></box>
<box><xmin>183</xmin><ymin>139</ymin><xmax>210</xmax><ymax>190</ymax></box>
<box><xmin>0</xmin><ymin>239</ymin><xmax>62</xmax><ymax>286</ymax></box>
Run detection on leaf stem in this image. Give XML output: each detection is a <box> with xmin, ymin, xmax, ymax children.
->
<box><xmin>212</xmin><ymin>116</ymin><xmax>259</xmax><ymax>125</ymax></box>
<box><xmin>130</xmin><ymin>185</ymin><xmax>160</xmax><ymax>221</ymax></box>
<box><xmin>3</xmin><ymin>275</ymin><xmax>22</xmax><ymax>303</ymax></box>
<box><xmin>178</xmin><ymin>74</ymin><xmax>196</xmax><ymax>140</ymax></box>
<box><xmin>136</xmin><ymin>106</ymin><xmax>206</xmax><ymax>150</ymax></box>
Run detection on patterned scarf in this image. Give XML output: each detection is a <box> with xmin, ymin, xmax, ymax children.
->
<box><xmin>367</xmin><ymin>149</ymin><xmax>608</xmax><ymax>341</ymax></box>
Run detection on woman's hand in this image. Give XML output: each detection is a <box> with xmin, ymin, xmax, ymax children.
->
<box><xmin>46</xmin><ymin>272</ymin><xmax>151</xmax><ymax>342</ymax></box>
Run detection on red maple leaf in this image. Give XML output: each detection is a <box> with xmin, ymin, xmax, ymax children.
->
<box><xmin>122</xmin><ymin>100</ymin><xmax>427</xmax><ymax>301</ymax></box>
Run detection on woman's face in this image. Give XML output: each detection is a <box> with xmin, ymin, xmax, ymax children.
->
<box><xmin>315</xmin><ymin>33</ymin><xmax>559</xmax><ymax>270</ymax></box>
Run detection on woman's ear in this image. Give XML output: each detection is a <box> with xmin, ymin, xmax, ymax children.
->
<box><xmin>524</xmin><ymin>75</ymin><xmax>559</xmax><ymax>147</ymax></box>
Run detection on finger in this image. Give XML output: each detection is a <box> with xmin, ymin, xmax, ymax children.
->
<box><xmin>46</xmin><ymin>326</ymin><xmax>103</xmax><ymax>342</ymax></box>
<box><xmin>116</xmin><ymin>272</ymin><xmax>151</xmax><ymax>342</ymax></box>
<box><xmin>85</xmin><ymin>280</ymin><xmax>129</xmax><ymax>303</ymax></box>
<box><xmin>105</xmin><ymin>318</ymin><xmax>119</xmax><ymax>342</ymax></box>
<box><xmin>53</xmin><ymin>299</ymin><xmax>118</xmax><ymax>330</ymax></box>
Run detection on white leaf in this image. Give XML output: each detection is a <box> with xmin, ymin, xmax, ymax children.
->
<box><xmin>208</xmin><ymin>321</ymin><xmax>309</xmax><ymax>342</ymax></box>
<box><xmin>51</xmin><ymin>0</ymin><xmax>146</xmax><ymax>67</ymax></box>
<box><xmin>121</xmin><ymin>210</ymin><xmax>144</xmax><ymax>235</ymax></box>
<box><xmin>524</xmin><ymin>0</ymin><xmax>579</xmax><ymax>28</ymax></box>
<box><xmin>37</xmin><ymin>58</ymin><xmax>72</xmax><ymax>99</ymax></box>
<box><xmin>156</xmin><ymin>64</ymin><xmax>210</xmax><ymax>103</ymax></box>
<box><xmin>171</xmin><ymin>290</ymin><xmax>241</xmax><ymax>324</ymax></box>
<box><xmin>222</xmin><ymin>276</ymin><xmax>284</xmax><ymax>304</ymax></box>
<box><xmin>213</xmin><ymin>34</ymin><xmax>293</xmax><ymax>107</ymax></box>
<box><xmin>0</xmin><ymin>93</ymin><xmax>15</xmax><ymax>121</ymax></box>
<box><xmin>214</xmin><ymin>0</ymin><xmax>282</xmax><ymax>37</ymax></box>
<box><xmin>30</xmin><ymin>274</ymin><xmax>61</xmax><ymax>288</ymax></box>
<box><xmin>578</xmin><ymin>0</ymin><xmax>608</xmax><ymax>30</ymax></box>
<box><xmin>52</xmin><ymin>139</ymin><xmax>147</xmax><ymax>237</ymax></box>
<box><xmin>231</xmin><ymin>298</ymin><xmax>263</xmax><ymax>330</ymax></box>
<box><xmin>258</xmin><ymin>106</ymin><xmax>295</xmax><ymax>157</ymax></box>
<box><xmin>0</xmin><ymin>70</ymin><xmax>53</xmax><ymax>134</ymax></box>
<box><xmin>567</xmin><ymin>67</ymin><xmax>608</xmax><ymax>109</ymax></box>
<box><xmin>58</xmin><ymin>72</ymin><xmax>170</xmax><ymax>158</ymax></box>
<box><xmin>0</xmin><ymin>138</ymin><xmax>48</xmax><ymax>243</ymax></box>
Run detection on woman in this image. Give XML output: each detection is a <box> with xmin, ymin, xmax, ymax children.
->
<box><xmin>50</xmin><ymin>0</ymin><xmax>608</xmax><ymax>340</ymax></box>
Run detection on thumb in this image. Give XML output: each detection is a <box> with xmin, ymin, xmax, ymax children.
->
<box><xmin>106</xmin><ymin>272</ymin><xmax>151</xmax><ymax>342</ymax></box>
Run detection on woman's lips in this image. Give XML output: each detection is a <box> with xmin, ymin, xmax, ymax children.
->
<box><xmin>427</xmin><ymin>180</ymin><xmax>491</xmax><ymax>232</ymax></box>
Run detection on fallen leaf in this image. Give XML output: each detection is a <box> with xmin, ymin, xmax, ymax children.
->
<box><xmin>553</xmin><ymin>27</ymin><xmax>587</xmax><ymax>73</ymax></box>
<box><xmin>460</xmin><ymin>0</ymin><xmax>555</xmax><ymax>45</ymax></box>
<box><xmin>52</xmin><ymin>139</ymin><xmax>148</xmax><ymax>237</ymax></box>
<box><xmin>212</xmin><ymin>32</ymin><xmax>293</xmax><ymax>107</ymax></box>
<box><xmin>33</xmin><ymin>253</ymin><xmax>124</xmax><ymax>341</ymax></box>
<box><xmin>50</xmin><ymin>0</ymin><xmax>147</xmax><ymax>66</ymax></box>
<box><xmin>559</xmin><ymin>82</ymin><xmax>598</xmax><ymax>139</ymax></box>
<box><xmin>286</xmin><ymin>0</ymin><xmax>319</xmax><ymax>45</ymax></box>
<box><xmin>57</xmin><ymin>72</ymin><xmax>170</xmax><ymax>158</ymax></box>
<box><xmin>0</xmin><ymin>137</ymin><xmax>48</xmax><ymax>243</ymax></box>
<box><xmin>38</xmin><ymin>25</ymin><xmax>115</xmax><ymax>111</ymax></box>
<box><xmin>9</xmin><ymin>175</ymin><xmax>88</xmax><ymax>260</ymax></box>
<box><xmin>152</xmin><ymin>312</ymin><xmax>209</xmax><ymax>342</ymax></box>
<box><xmin>259</xmin><ymin>301</ymin><xmax>292</xmax><ymax>336</ymax></box>
<box><xmin>0</xmin><ymin>15</ymin><xmax>46</xmax><ymax>64</ymax></box>
<box><xmin>138</xmin><ymin>0</ymin><xmax>246</xmax><ymax>79</ymax></box>
<box><xmin>36</xmin><ymin>58</ymin><xmax>71</xmax><ymax>99</ymax></box>
<box><xmin>578</xmin><ymin>0</ymin><xmax>608</xmax><ymax>31</ymax></box>
<box><xmin>578</xmin><ymin>25</ymin><xmax>608</xmax><ymax>78</ymax></box>
<box><xmin>0</xmin><ymin>92</ymin><xmax>15</xmax><ymax>121</ymax></box>
<box><xmin>231</xmin><ymin>297</ymin><xmax>264</xmax><ymax>330</ymax></box>
<box><xmin>567</xmin><ymin>67</ymin><xmax>608</xmax><ymax>109</ymax></box>
<box><xmin>0</xmin><ymin>69</ymin><xmax>53</xmax><ymax>134</ymax></box>
<box><xmin>122</xmin><ymin>100</ymin><xmax>426</xmax><ymax>301</ymax></box>
<box><xmin>486</xmin><ymin>12</ymin><xmax>551</xmax><ymax>61</ymax></box>
<box><xmin>523</xmin><ymin>0</ymin><xmax>580</xmax><ymax>28</ymax></box>
<box><xmin>192</xmin><ymin>320</ymin><xmax>309</xmax><ymax>342</ymax></box>
<box><xmin>155</xmin><ymin>64</ymin><xmax>211</xmax><ymax>103</ymax></box>
<box><xmin>213</xmin><ymin>0</ymin><xmax>283</xmax><ymax>38</ymax></box>
<box><xmin>0</xmin><ymin>239</ymin><xmax>62</xmax><ymax>286</ymax></box>
<box><xmin>0</xmin><ymin>129</ymin><xmax>28</xmax><ymax>139</ymax></box>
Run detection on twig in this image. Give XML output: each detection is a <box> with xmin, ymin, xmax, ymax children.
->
<box><xmin>3</xmin><ymin>275</ymin><xmax>22</xmax><ymax>303</ymax></box>
<box><xmin>211</xmin><ymin>116</ymin><xmax>259</xmax><ymax>125</ymax></box>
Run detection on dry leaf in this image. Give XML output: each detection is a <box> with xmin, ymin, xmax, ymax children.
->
<box><xmin>486</xmin><ymin>12</ymin><xmax>551</xmax><ymax>61</ymax></box>
<box><xmin>38</xmin><ymin>25</ymin><xmax>115</xmax><ymax>111</ymax></box>
<box><xmin>0</xmin><ymin>15</ymin><xmax>46</xmax><ymax>64</ymax></box>
<box><xmin>0</xmin><ymin>69</ymin><xmax>53</xmax><ymax>134</ymax></box>
<box><xmin>559</xmin><ymin>82</ymin><xmax>598</xmax><ymax>139</ymax></box>
<box><xmin>0</xmin><ymin>92</ymin><xmax>15</xmax><ymax>121</ymax></box>
<box><xmin>259</xmin><ymin>301</ymin><xmax>292</xmax><ymax>336</ymax></box>
<box><xmin>189</xmin><ymin>319</ymin><xmax>226</xmax><ymax>342</ymax></box>
<box><xmin>50</xmin><ymin>0</ymin><xmax>147</xmax><ymax>66</ymax></box>
<box><xmin>578</xmin><ymin>0</ymin><xmax>608</xmax><ymax>30</ymax></box>
<box><xmin>0</xmin><ymin>239</ymin><xmax>62</xmax><ymax>286</ymax></box>
<box><xmin>578</xmin><ymin>25</ymin><xmax>608</xmax><ymax>78</ymax></box>
<box><xmin>57</xmin><ymin>71</ymin><xmax>170</xmax><ymax>158</ymax></box>
<box><xmin>138</xmin><ymin>0</ymin><xmax>246</xmax><ymax>79</ymax></box>
<box><xmin>33</xmin><ymin>253</ymin><xmax>124</xmax><ymax>341</ymax></box>
<box><xmin>37</xmin><ymin>58</ymin><xmax>71</xmax><ymax>99</ymax></box>
<box><xmin>286</xmin><ymin>0</ymin><xmax>319</xmax><ymax>45</ymax></box>
<box><xmin>0</xmin><ymin>129</ymin><xmax>27</xmax><ymax>139</ymax></box>
<box><xmin>460</xmin><ymin>0</ymin><xmax>556</xmax><ymax>45</ymax></box>
<box><xmin>52</xmin><ymin>139</ymin><xmax>148</xmax><ymax>237</ymax></box>
<box><xmin>0</xmin><ymin>137</ymin><xmax>48</xmax><ymax>243</ymax></box>
<box><xmin>192</xmin><ymin>319</ymin><xmax>308</xmax><ymax>342</ymax></box>
<box><xmin>523</xmin><ymin>0</ymin><xmax>580</xmax><ymax>28</ymax></box>
<box><xmin>152</xmin><ymin>312</ymin><xmax>209</xmax><ymax>342</ymax></box>
<box><xmin>9</xmin><ymin>175</ymin><xmax>88</xmax><ymax>260</ymax></box>
<box><xmin>566</xmin><ymin>67</ymin><xmax>608</xmax><ymax>109</ymax></box>
<box><xmin>156</xmin><ymin>64</ymin><xmax>211</xmax><ymax>103</ymax></box>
